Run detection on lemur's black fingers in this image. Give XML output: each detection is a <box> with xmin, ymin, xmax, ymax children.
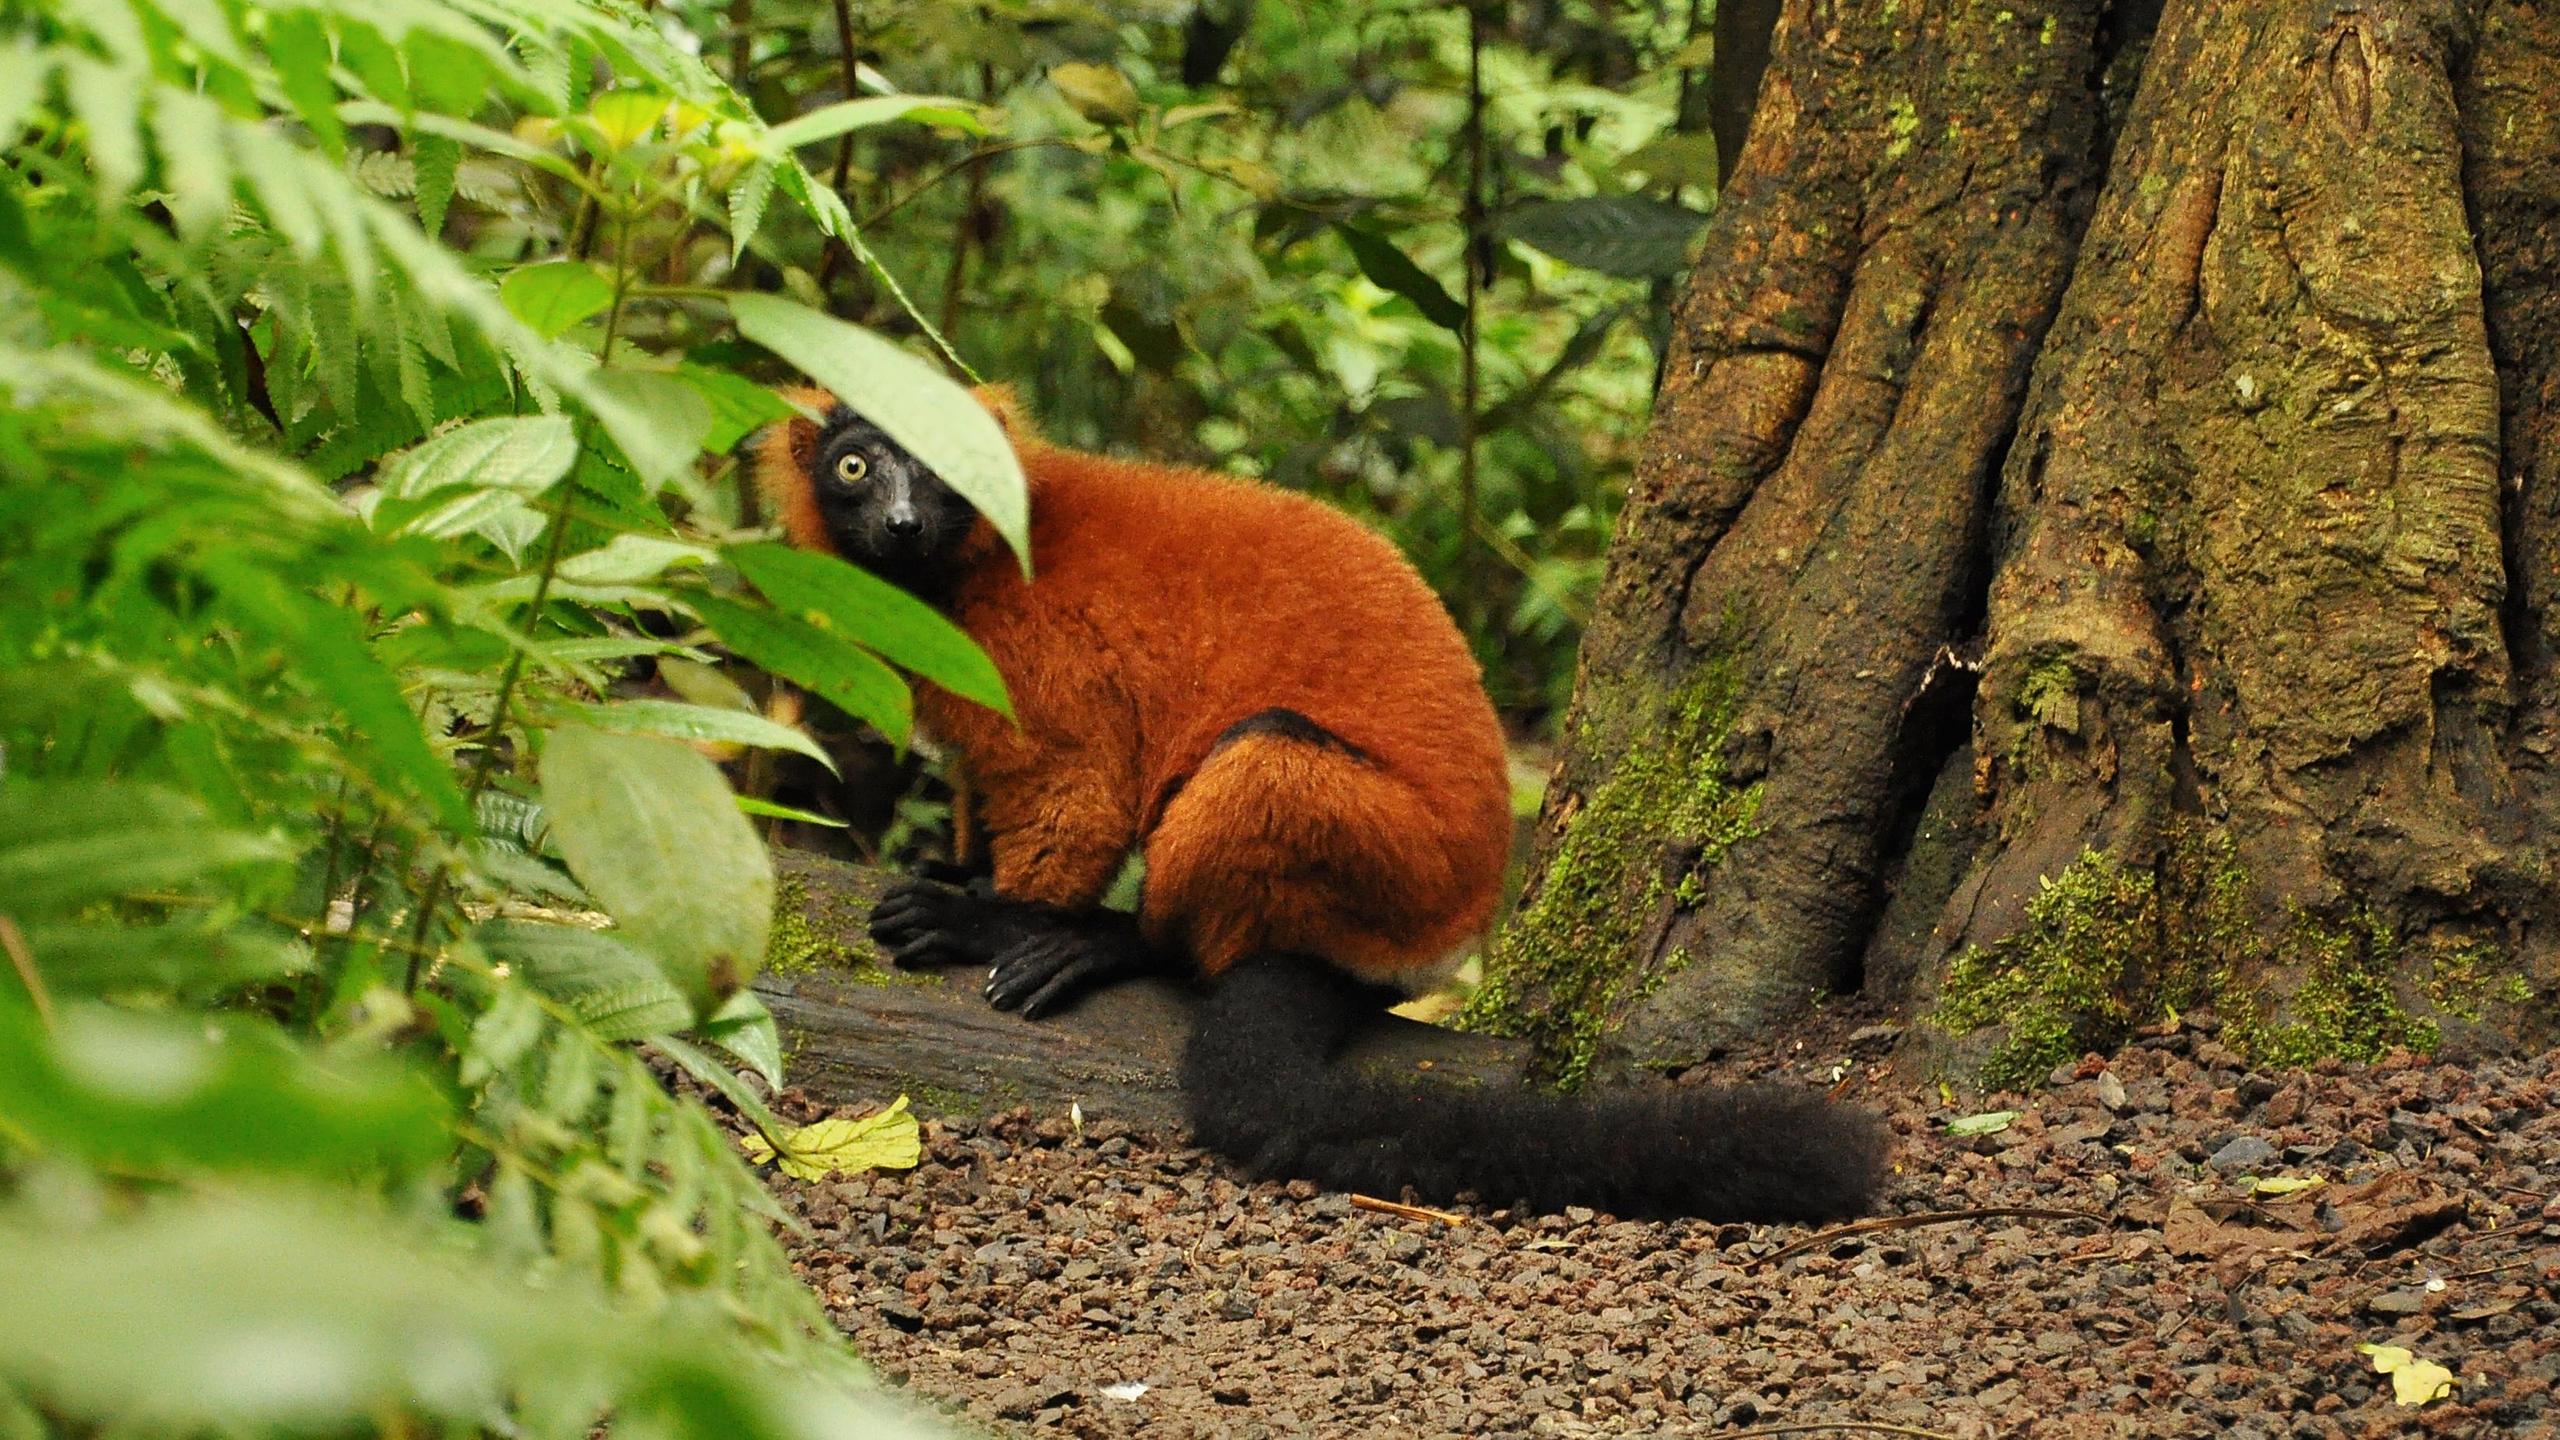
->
<box><xmin>882</xmin><ymin>929</ymin><xmax>967</xmax><ymax>969</ymax></box>
<box><xmin>1014</xmin><ymin>953</ymin><xmax>1122</xmax><ymax>1020</ymax></box>
<box><xmin>869</xmin><ymin>879</ymin><xmax>970</xmax><ymax>950</ymax></box>
<box><xmin>984</xmin><ymin>936</ymin><xmax>1088</xmax><ymax>1015</ymax></box>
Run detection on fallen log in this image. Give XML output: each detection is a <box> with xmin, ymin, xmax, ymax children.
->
<box><xmin>755</xmin><ymin>849</ymin><xmax>1530</xmax><ymax>1132</ymax></box>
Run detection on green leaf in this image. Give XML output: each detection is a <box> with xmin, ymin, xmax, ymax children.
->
<box><xmin>584</xmin><ymin>366</ymin><xmax>714</xmax><ymax>488</ymax></box>
<box><xmin>17</xmin><ymin>919</ymin><xmax>309</xmax><ymax>998</ymax></box>
<box><xmin>148</xmin><ymin>89</ymin><xmax>233</xmax><ymax>241</ymax></box>
<box><xmin>692</xmin><ymin>591</ymin><xmax>913</xmax><ymax>745</ymax></box>
<box><xmin>544</xmin><ymin>698</ymin><xmax>834</xmax><ymax>771</ymax></box>
<box><xmin>1048</xmin><ymin>62</ymin><xmax>1141</xmax><ymax>125</ymax></box>
<box><xmin>413</xmin><ymin>133</ymin><xmax>460</xmax><ymax>236</ymax></box>
<box><xmin>727</xmin><ymin>156</ymin><xmax>778</xmax><ymax>261</ymax></box>
<box><xmin>558</xmin><ymin>534</ymin><xmax>718</xmax><ymax>585</ymax></box>
<box><xmin>763</xmin><ymin>95</ymin><xmax>984</xmax><ymax>151</ymax></box>
<box><xmin>0</xmin><ymin>1004</ymin><xmax>446</xmax><ymax>1179</ymax></box>
<box><xmin>0</xmin><ymin>39</ymin><xmax>54</xmax><ymax>151</ymax></box>
<box><xmin>1333</xmin><ymin>223</ymin><xmax>1466</xmax><ymax>332</ymax></box>
<box><xmin>263</xmin><ymin>10</ymin><xmax>344</xmax><ymax>158</ymax></box>
<box><xmin>477</xmin><ymin>919</ymin><xmax>694</xmax><ymax>1041</ymax></box>
<box><xmin>0</xmin><ymin>783</ymin><xmax>288</xmax><ymax>913</ymax></box>
<box><xmin>379</xmin><ymin>415</ymin><xmax>579</xmax><ymax>500</ymax></box>
<box><xmin>64</xmin><ymin>59</ymin><xmax>146</xmax><ymax>205</ymax></box>
<box><xmin>1498</xmin><ymin>196</ymin><xmax>1713</xmax><ymax>278</ymax></box>
<box><xmin>700</xmin><ymin>989</ymin><xmax>784</xmax><ymax>1088</ymax></box>
<box><xmin>676</xmin><ymin>364</ymin><xmax>797</xmax><ymax>452</ymax></box>
<box><xmin>539</xmin><ymin>726</ymin><xmax>773</xmax><ymax>1016</ymax></box>
<box><xmin>726</xmin><ymin>294</ymin><xmax>1028</xmax><ymax>564</ymax></box>
<box><xmin>500</xmin><ymin>261</ymin><xmax>617</xmax><ymax>340</ymax></box>
<box><xmin>738</xmin><ymin>1099</ymin><xmax>921</xmax><ymax>1181</ymax></box>
<box><xmin>727</xmin><ymin>542</ymin><xmax>1006</xmax><ymax>716</ymax></box>
<box><xmin>1943</xmin><ymin>1109</ymin><xmax>2020</xmax><ymax>1137</ymax></box>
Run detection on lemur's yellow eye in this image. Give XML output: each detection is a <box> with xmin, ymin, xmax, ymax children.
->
<box><xmin>833</xmin><ymin>452</ymin><xmax>869</xmax><ymax>484</ymax></box>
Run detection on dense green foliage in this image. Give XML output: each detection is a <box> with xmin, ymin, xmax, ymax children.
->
<box><xmin>1</xmin><ymin>0</ymin><xmax>1708</xmax><ymax>1431</ymax></box>
<box><xmin>725</xmin><ymin>0</ymin><xmax>1714</xmax><ymax>714</ymax></box>
<box><xmin>0</xmin><ymin>0</ymin><xmax>1022</xmax><ymax>1434</ymax></box>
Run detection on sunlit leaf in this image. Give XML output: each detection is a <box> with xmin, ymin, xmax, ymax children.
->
<box><xmin>727</xmin><ymin>542</ymin><xmax>1006</xmax><ymax>718</ymax></box>
<box><xmin>764</xmin><ymin>95</ymin><xmax>984</xmax><ymax>151</ymax></box>
<box><xmin>500</xmin><ymin>261</ymin><xmax>618</xmax><ymax>340</ymax></box>
<box><xmin>738</xmin><ymin>1098</ymin><xmax>921</xmax><ymax>1180</ymax></box>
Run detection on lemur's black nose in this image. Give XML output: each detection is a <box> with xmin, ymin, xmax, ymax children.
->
<box><xmin>885</xmin><ymin>509</ymin><xmax>922</xmax><ymax>539</ymax></box>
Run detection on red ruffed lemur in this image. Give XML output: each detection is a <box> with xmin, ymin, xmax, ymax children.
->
<box><xmin>757</xmin><ymin>387</ymin><xmax>1885</xmax><ymax>1222</ymax></box>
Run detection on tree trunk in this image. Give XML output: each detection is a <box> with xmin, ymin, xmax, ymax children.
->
<box><xmin>1479</xmin><ymin>0</ymin><xmax>2560</xmax><ymax>1088</ymax></box>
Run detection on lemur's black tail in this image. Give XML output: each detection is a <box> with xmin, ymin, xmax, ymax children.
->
<box><xmin>1178</xmin><ymin>952</ymin><xmax>1889</xmax><ymax>1222</ymax></box>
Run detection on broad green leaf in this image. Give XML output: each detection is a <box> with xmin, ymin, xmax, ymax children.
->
<box><xmin>726</xmin><ymin>294</ymin><xmax>1028</xmax><ymax>563</ymax></box>
<box><xmin>727</xmin><ymin>542</ymin><xmax>1007</xmax><ymax>717</ymax></box>
<box><xmin>544</xmin><ymin>699</ymin><xmax>834</xmax><ymax>771</ymax></box>
<box><xmin>1334</xmin><ymin>223</ymin><xmax>1466</xmax><ymax>332</ymax></box>
<box><xmin>148</xmin><ymin>89</ymin><xmax>232</xmax><ymax>241</ymax></box>
<box><xmin>0</xmin><ymin>1004</ymin><xmax>445</xmax><ymax>1178</ymax></box>
<box><xmin>700</xmin><ymin>989</ymin><xmax>784</xmax><ymax>1089</ymax></box>
<box><xmin>558</xmin><ymin>534</ymin><xmax>717</xmax><ymax>585</ymax></box>
<box><xmin>586</xmin><ymin>90</ymin><xmax>668</xmax><ymax>149</ymax></box>
<box><xmin>692</xmin><ymin>591</ymin><xmax>913</xmax><ymax>745</ymax></box>
<box><xmin>64</xmin><ymin>59</ymin><xmax>145</xmax><ymax>205</ymax></box>
<box><xmin>500</xmin><ymin>261</ymin><xmax>618</xmax><ymax>340</ymax></box>
<box><xmin>379</xmin><ymin>415</ymin><xmax>578</xmax><ymax>500</ymax></box>
<box><xmin>585</xmin><ymin>367</ymin><xmax>714</xmax><ymax>488</ymax></box>
<box><xmin>0</xmin><ymin>781</ymin><xmax>289</xmax><ymax>913</ymax></box>
<box><xmin>477</xmin><ymin>919</ymin><xmax>693</xmax><ymax>1041</ymax></box>
<box><xmin>764</xmin><ymin>95</ymin><xmax>983</xmax><ymax>151</ymax></box>
<box><xmin>1498</xmin><ymin>196</ymin><xmax>1713</xmax><ymax>278</ymax></box>
<box><xmin>539</xmin><ymin>727</ymin><xmax>773</xmax><ymax>1016</ymax></box>
<box><xmin>738</xmin><ymin>1098</ymin><xmax>921</xmax><ymax>1180</ymax></box>
<box><xmin>17</xmin><ymin>919</ymin><xmax>308</xmax><ymax>998</ymax></box>
<box><xmin>676</xmin><ymin>363</ymin><xmax>797</xmax><ymax>452</ymax></box>
<box><xmin>1048</xmin><ymin>63</ymin><xmax>1140</xmax><ymax>125</ymax></box>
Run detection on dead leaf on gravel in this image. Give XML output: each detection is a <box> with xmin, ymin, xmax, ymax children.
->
<box><xmin>2318</xmin><ymin>1171</ymin><xmax>2467</xmax><ymax>1257</ymax></box>
<box><xmin>2163</xmin><ymin>1196</ymin><xmax>2318</xmax><ymax>1260</ymax></box>
<box><xmin>740</xmin><ymin>1096</ymin><xmax>921</xmax><ymax>1180</ymax></box>
<box><xmin>1945</xmin><ymin>1110</ymin><xmax>2021</xmax><ymax>1137</ymax></box>
<box><xmin>2361</xmin><ymin>1343</ymin><xmax>2457</xmax><ymax>1406</ymax></box>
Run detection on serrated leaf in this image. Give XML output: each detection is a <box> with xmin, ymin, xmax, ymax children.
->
<box><xmin>728</xmin><ymin>542</ymin><xmax>1005</xmax><ymax>717</ymax></box>
<box><xmin>738</xmin><ymin>1098</ymin><xmax>921</xmax><ymax>1180</ymax></box>
<box><xmin>477</xmin><ymin>919</ymin><xmax>694</xmax><ymax>1041</ymax></box>
<box><xmin>545</xmin><ymin>699</ymin><xmax>833</xmax><ymax>770</ymax></box>
<box><xmin>1334</xmin><ymin>223</ymin><xmax>1465</xmax><ymax>332</ymax></box>
<box><xmin>1049</xmin><ymin>62</ymin><xmax>1140</xmax><ymax>125</ymax></box>
<box><xmin>539</xmin><ymin>727</ymin><xmax>773</xmax><ymax>1016</ymax></box>
<box><xmin>1943</xmin><ymin>1110</ymin><xmax>2019</xmax><ymax>1137</ymax></box>
<box><xmin>500</xmin><ymin>262</ymin><xmax>617</xmax><ymax>340</ymax></box>
<box><xmin>700</xmin><ymin>989</ymin><xmax>784</xmax><ymax>1089</ymax></box>
<box><xmin>379</xmin><ymin>415</ymin><xmax>578</xmax><ymax>500</ymax></box>
<box><xmin>1498</xmin><ymin>195</ymin><xmax>1713</xmax><ymax>278</ymax></box>
<box><xmin>264</xmin><ymin>9</ymin><xmax>345</xmax><ymax>158</ymax></box>
<box><xmin>763</xmin><ymin>95</ymin><xmax>983</xmax><ymax>151</ymax></box>
<box><xmin>149</xmin><ymin>89</ymin><xmax>233</xmax><ymax>241</ymax></box>
<box><xmin>692</xmin><ymin>592</ymin><xmax>912</xmax><ymax>746</ymax></box>
<box><xmin>66</xmin><ymin>58</ymin><xmax>146</xmax><ymax>205</ymax></box>
<box><xmin>727</xmin><ymin>155</ymin><xmax>777</xmax><ymax>260</ymax></box>
<box><xmin>413</xmin><ymin>134</ymin><xmax>460</xmax><ymax>237</ymax></box>
<box><xmin>726</xmin><ymin>294</ymin><xmax>1027</xmax><ymax>563</ymax></box>
<box><xmin>558</xmin><ymin>534</ymin><xmax>717</xmax><ymax>585</ymax></box>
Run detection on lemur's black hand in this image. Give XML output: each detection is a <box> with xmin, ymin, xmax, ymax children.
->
<box><xmin>866</xmin><ymin>879</ymin><xmax>1168</xmax><ymax>1018</ymax></box>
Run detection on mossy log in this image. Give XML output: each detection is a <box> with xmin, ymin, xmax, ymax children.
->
<box><xmin>754</xmin><ymin>850</ymin><xmax>1530</xmax><ymax>1130</ymax></box>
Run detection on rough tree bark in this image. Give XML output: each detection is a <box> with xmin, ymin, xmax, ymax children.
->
<box><xmin>1480</xmin><ymin>0</ymin><xmax>2560</xmax><ymax>1088</ymax></box>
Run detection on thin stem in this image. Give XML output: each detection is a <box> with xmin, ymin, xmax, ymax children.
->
<box><xmin>1456</xmin><ymin>0</ymin><xmax>1489</xmax><ymax>639</ymax></box>
<box><xmin>853</xmin><ymin>138</ymin><xmax>1078</xmax><ymax>232</ymax></box>
<box><xmin>1</xmin><ymin>916</ymin><xmax>55</xmax><ymax>1031</ymax></box>
<box><xmin>811</xmin><ymin>0</ymin><xmax>867</xmax><ymax>293</ymax></box>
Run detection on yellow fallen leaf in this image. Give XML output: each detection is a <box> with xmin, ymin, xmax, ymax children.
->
<box><xmin>2245</xmin><ymin>1174</ymin><xmax>2324</xmax><ymax>1197</ymax></box>
<box><xmin>739</xmin><ymin>1097</ymin><xmax>921</xmax><ymax>1181</ymax></box>
<box><xmin>2360</xmin><ymin>1343</ymin><xmax>2456</xmax><ymax>1407</ymax></box>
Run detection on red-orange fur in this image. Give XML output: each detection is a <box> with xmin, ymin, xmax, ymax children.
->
<box><xmin>757</xmin><ymin>390</ymin><xmax>1513</xmax><ymax>982</ymax></box>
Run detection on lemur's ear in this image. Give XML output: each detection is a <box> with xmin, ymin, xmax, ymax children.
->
<box><xmin>970</xmin><ymin>383</ymin><xmax>1038</xmax><ymax>444</ymax></box>
<box><xmin>755</xmin><ymin>385</ymin><xmax>839</xmax><ymax>551</ymax></box>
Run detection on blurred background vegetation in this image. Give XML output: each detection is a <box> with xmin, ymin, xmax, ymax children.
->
<box><xmin>0</xmin><ymin>0</ymin><xmax>1709</xmax><ymax>1435</ymax></box>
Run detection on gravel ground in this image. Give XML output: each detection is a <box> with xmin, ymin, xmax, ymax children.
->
<box><xmin>766</xmin><ymin>1011</ymin><xmax>2560</xmax><ymax>1439</ymax></box>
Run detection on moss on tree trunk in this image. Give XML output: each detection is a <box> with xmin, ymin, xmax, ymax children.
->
<box><xmin>1479</xmin><ymin>0</ymin><xmax>2560</xmax><ymax>1085</ymax></box>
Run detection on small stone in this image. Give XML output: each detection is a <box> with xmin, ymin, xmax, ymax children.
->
<box><xmin>2097</xmin><ymin>1071</ymin><xmax>2128</xmax><ymax>1111</ymax></box>
<box><xmin>2209</xmin><ymin>1136</ymin><xmax>2279</xmax><ymax>1173</ymax></box>
<box><xmin>2364</xmin><ymin>1289</ymin><xmax>2427</xmax><ymax>1317</ymax></box>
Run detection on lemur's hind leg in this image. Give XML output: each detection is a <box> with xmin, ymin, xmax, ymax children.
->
<box><xmin>868</xmin><ymin>879</ymin><xmax>1168</xmax><ymax>1018</ymax></box>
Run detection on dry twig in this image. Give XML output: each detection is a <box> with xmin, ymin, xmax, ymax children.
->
<box><xmin>1349</xmin><ymin>1194</ymin><xmax>1469</xmax><ymax>1227</ymax></box>
<box><xmin>1756</xmin><ymin>1205</ymin><xmax>2109</xmax><ymax>1267</ymax></box>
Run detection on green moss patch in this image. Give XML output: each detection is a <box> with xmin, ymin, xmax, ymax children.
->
<box><xmin>1930</xmin><ymin>827</ymin><xmax>2524</xmax><ymax>1088</ymax></box>
<box><xmin>1463</xmin><ymin>661</ymin><xmax>1761</xmax><ymax>1087</ymax></box>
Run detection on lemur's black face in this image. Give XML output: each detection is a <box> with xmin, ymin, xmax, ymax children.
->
<box><xmin>811</xmin><ymin>407</ymin><xmax>980</xmax><ymax>593</ymax></box>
